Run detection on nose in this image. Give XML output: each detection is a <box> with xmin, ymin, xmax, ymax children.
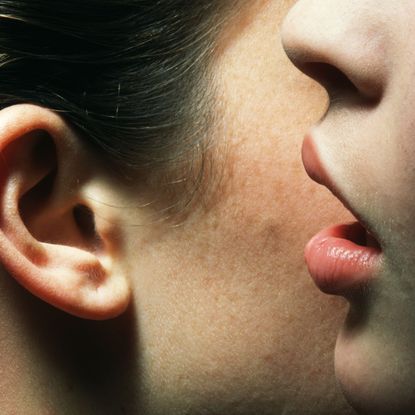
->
<box><xmin>281</xmin><ymin>0</ymin><xmax>387</xmax><ymax>103</ymax></box>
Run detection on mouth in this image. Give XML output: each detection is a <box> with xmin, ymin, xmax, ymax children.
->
<box><xmin>302</xmin><ymin>134</ymin><xmax>382</xmax><ymax>297</ymax></box>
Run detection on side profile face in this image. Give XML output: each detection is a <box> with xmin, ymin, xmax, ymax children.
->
<box><xmin>282</xmin><ymin>1</ymin><xmax>415</xmax><ymax>413</ymax></box>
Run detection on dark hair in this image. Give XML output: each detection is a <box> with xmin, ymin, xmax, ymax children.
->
<box><xmin>0</xmin><ymin>0</ymin><xmax>238</xmax><ymax>208</ymax></box>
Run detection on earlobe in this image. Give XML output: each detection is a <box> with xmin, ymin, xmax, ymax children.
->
<box><xmin>0</xmin><ymin>104</ymin><xmax>131</xmax><ymax>320</ymax></box>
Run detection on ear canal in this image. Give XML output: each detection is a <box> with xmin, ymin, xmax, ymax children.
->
<box><xmin>73</xmin><ymin>204</ymin><xmax>104</xmax><ymax>253</ymax></box>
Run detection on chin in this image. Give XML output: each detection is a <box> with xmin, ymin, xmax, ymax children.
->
<box><xmin>335</xmin><ymin>318</ymin><xmax>415</xmax><ymax>415</ymax></box>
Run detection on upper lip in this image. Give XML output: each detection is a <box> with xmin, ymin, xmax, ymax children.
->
<box><xmin>302</xmin><ymin>133</ymin><xmax>382</xmax><ymax>249</ymax></box>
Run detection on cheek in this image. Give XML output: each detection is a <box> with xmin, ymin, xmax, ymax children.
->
<box><xmin>131</xmin><ymin>0</ymin><xmax>356</xmax><ymax>408</ymax></box>
<box><xmin>134</xmin><ymin>193</ymin><xmax>350</xmax><ymax>410</ymax></box>
<box><xmin>129</xmin><ymin>130</ymin><xmax>353</xmax><ymax>405</ymax></box>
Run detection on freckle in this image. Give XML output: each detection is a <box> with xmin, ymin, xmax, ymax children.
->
<box><xmin>261</xmin><ymin>224</ymin><xmax>281</xmax><ymax>248</ymax></box>
<box><xmin>263</xmin><ymin>354</ymin><xmax>274</xmax><ymax>364</ymax></box>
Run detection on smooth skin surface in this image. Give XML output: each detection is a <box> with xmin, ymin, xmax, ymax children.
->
<box><xmin>283</xmin><ymin>1</ymin><xmax>415</xmax><ymax>414</ymax></box>
<box><xmin>0</xmin><ymin>1</ymin><xmax>356</xmax><ymax>414</ymax></box>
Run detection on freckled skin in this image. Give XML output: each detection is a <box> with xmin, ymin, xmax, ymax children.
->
<box><xmin>120</xmin><ymin>1</ymin><xmax>354</xmax><ymax>414</ymax></box>
<box><xmin>0</xmin><ymin>1</ymin><xmax>357</xmax><ymax>414</ymax></box>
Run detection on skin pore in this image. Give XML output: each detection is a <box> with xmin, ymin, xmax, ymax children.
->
<box><xmin>0</xmin><ymin>1</ymin><xmax>357</xmax><ymax>414</ymax></box>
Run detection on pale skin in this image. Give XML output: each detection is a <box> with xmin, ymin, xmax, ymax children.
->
<box><xmin>283</xmin><ymin>1</ymin><xmax>415</xmax><ymax>414</ymax></box>
<box><xmin>0</xmin><ymin>1</ymin><xmax>356</xmax><ymax>414</ymax></box>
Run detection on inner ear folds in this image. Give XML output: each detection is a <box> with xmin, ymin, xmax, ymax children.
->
<box><xmin>0</xmin><ymin>106</ymin><xmax>131</xmax><ymax>319</ymax></box>
<box><xmin>17</xmin><ymin>131</ymin><xmax>58</xmax><ymax>235</ymax></box>
<box><xmin>5</xmin><ymin>129</ymin><xmax>57</xmax><ymax>197</ymax></box>
<box><xmin>18</xmin><ymin>131</ymin><xmax>102</xmax><ymax>253</ymax></box>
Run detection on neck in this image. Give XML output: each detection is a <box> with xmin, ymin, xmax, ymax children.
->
<box><xmin>0</xmin><ymin>269</ymin><xmax>141</xmax><ymax>414</ymax></box>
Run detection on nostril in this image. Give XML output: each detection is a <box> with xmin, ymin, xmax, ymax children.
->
<box><xmin>281</xmin><ymin>1</ymin><xmax>387</xmax><ymax>106</ymax></box>
<box><xmin>303</xmin><ymin>62</ymin><xmax>358</xmax><ymax>99</ymax></box>
<box><xmin>297</xmin><ymin>62</ymin><xmax>382</xmax><ymax>105</ymax></box>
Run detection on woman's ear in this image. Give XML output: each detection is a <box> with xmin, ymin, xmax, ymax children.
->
<box><xmin>0</xmin><ymin>104</ymin><xmax>131</xmax><ymax>320</ymax></box>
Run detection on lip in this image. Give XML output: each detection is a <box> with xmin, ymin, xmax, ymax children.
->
<box><xmin>302</xmin><ymin>134</ymin><xmax>382</xmax><ymax>297</ymax></box>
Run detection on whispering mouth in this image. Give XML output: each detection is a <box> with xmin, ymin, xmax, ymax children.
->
<box><xmin>302</xmin><ymin>133</ymin><xmax>384</xmax><ymax>296</ymax></box>
<box><xmin>341</xmin><ymin>219</ymin><xmax>381</xmax><ymax>250</ymax></box>
<box><xmin>304</xmin><ymin>216</ymin><xmax>383</xmax><ymax>297</ymax></box>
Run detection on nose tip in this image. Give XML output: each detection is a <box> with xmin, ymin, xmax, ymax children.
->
<box><xmin>280</xmin><ymin>1</ymin><xmax>336</xmax><ymax>72</ymax></box>
<box><xmin>281</xmin><ymin>1</ymin><xmax>386</xmax><ymax>102</ymax></box>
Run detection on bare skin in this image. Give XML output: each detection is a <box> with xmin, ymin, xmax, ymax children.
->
<box><xmin>283</xmin><ymin>1</ymin><xmax>415</xmax><ymax>413</ymax></box>
<box><xmin>0</xmin><ymin>2</ymin><xmax>355</xmax><ymax>414</ymax></box>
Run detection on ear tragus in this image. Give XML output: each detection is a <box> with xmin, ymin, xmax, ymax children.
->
<box><xmin>0</xmin><ymin>104</ymin><xmax>131</xmax><ymax>320</ymax></box>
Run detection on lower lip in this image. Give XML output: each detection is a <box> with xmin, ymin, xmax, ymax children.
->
<box><xmin>305</xmin><ymin>222</ymin><xmax>382</xmax><ymax>296</ymax></box>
